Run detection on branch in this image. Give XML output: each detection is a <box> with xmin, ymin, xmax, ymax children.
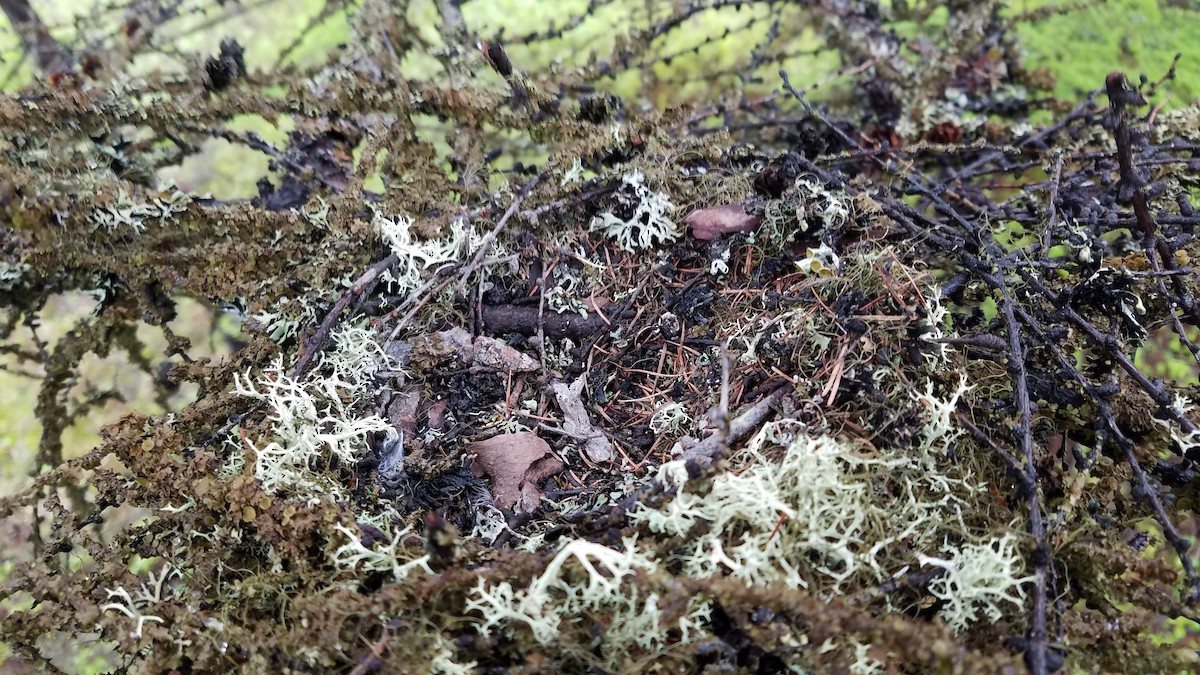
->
<box><xmin>1106</xmin><ymin>71</ymin><xmax>1200</xmax><ymax>328</ymax></box>
<box><xmin>292</xmin><ymin>253</ymin><xmax>399</xmax><ymax>379</ymax></box>
<box><xmin>992</xmin><ymin>271</ymin><xmax>1050</xmax><ymax>675</ymax></box>
<box><xmin>0</xmin><ymin>0</ymin><xmax>68</xmax><ymax>74</ymax></box>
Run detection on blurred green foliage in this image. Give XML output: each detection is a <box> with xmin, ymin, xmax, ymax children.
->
<box><xmin>1016</xmin><ymin>0</ymin><xmax>1200</xmax><ymax>102</ymax></box>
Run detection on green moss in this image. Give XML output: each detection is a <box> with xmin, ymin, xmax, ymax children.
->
<box><xmin>1135</xmin><ymin>326</ymin><xmax>1200</xmax><ymax>385</ymax></box>
<box><xmin>1016</xmin><ymin>0</ymin><xmax>1200</xmax><ymax>104</ymax></box>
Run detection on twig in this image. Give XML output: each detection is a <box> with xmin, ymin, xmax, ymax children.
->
<box><xmin>1019</xmin><ymin>272</ymin><xmax>1198</xmax><ymax>437</ymax></box>
<box><xmin>385</xmin><ymin>272</ymin><xmax>460</xmax><ymax>342</ymax></box>
<box><xmin>681</xmin><ymin>380</ymin><xmax>790</xmax><ymax>466</ymax></box>
<box><xmin>0</xmin><ymin>0</ymin><xmax>69</xmax><ymax>73</ymax></box>
<box><xmin>1106</xmin><ymin>71</ymin><xmax>1200</xmax><ymax>328</ymax></box>
<box><xmin>992</xmin><ymin>271</ymin><xmax>1050</xmax><ymax>675</ymax></box>
<box><xmin>456</xmin><ymin>173</ymin><xmax>545</xmax><ymax>296</ymax></box>
<box><xmin>293</xmin><ymin>253</ymin><xmax>398</xmax><ymax>378</ymax></box>
<box><xmin>1037</xmin><ymin>150</ymin><xmax>1065</xmax><ymax>257</ymax></box>
<box><xmin>954</xmin><ymin>413</ymin><xmax>1025</xmax><ymax>480</ymax></box>
<box><xmin>1011</xmin><ymin>300</ymin><xmax>1200</xmax><ymax>604</ymax></box>
<box><xmin>348</xmin><ymin>633</ymin><xmax>390</xmax><ymax>675</ymax></box>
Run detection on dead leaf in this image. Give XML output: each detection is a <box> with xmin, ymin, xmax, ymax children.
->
<box><xmin>425</xmin><ymin>398</ymin><xmax>448</xmax><ymax>433</ymax></box>
<box><xmin>551</xmin><ymin>375</ymin><xmax>613</xmax><ymax>462</ymax></box>
<box><xmin>468</xmin><ymin>432</ymin><xmax>551</xmax><ymax>510</ymax></box>
<box><xmin>684</xmin><ymin>204</ymin><xmax>762</xmax><ymax>240</ymax></box>
<box><xmin>432</xmin><ymin>327</ymin><xmax>539</xmax><ymax>372</ymax></box>
<box><xmin>385</xmin><ymin>386</ymin><xmax>421</xmax><ymax>437</ymax></box>
<box><xmin>584</xmin><ymin>295</ymin><xmax>611</xmax><ymax>311</ymax></box>
<box><xmin>519</xmin><ymin>456</ymin><xmax>566</xmax><ymax>513</ymax></box>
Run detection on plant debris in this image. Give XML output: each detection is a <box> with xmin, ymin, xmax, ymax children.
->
<box><xmin>426</xmin><ymin>326</ymin><xmax>539</xmax><ymax>373</ymax></box>
<box><xmin>468</xmin><ymin>432</ymin><xmax>558</xmax><ymax>512</ymax></box>
<box><xmin>1</xmin><ymin>1</ymin><xmax>1200</xmax><ymax>673</ymax></box>
<box><xmin>551</xmin><ymin>375</ymin><xmax>614</xmax><ymax>463</ymax></box>
<box><xmin>684</xmin><ymin>204</ymin><xmax>763</xmax><ymax>240</ymax></box>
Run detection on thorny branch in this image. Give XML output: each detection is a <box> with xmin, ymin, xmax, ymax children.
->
<box><xmin>780</xmin><ymin>64</ymin><xmax>1200</xmax><ymax>672</ymax></box>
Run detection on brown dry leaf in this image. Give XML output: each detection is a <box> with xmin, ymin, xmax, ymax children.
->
<box><xmin>518</xmin><ymin>456</ymin><xmax>566</xmax><ymax>513</ymax></box>
<box><xmin>583</xmin><ymin>295</ymin><xmax>611</xmax><ymax>311</ymax></box>
<box><xmin>385</xmin><ymin>386</ymin><xmax>421</xmax><ymax>437</ymax></box>
<box><xmin>433</xmin><ymin>326</ymin><xmax>539</xmax><ymax>372</ymax></box>
<box><xmin>684</xmin><ymin>204</ymin><xmax>762</xmax><ymax>240</ymax></box>
<box><xmin>425</xmin><ymin>398</ymin><xmax>448</xmax><ymax>433</ymax></box>
<box><xmin>468</xmin><ymin>432</ymin><xmax>551</xmax><ymax>510</ymax></box>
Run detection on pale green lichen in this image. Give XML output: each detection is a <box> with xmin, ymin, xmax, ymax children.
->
<box><xmin>469</xmin><ymin>430</ymin><xmax>992</xmax><ymax>667</ymax></box>
<box><xmin>250</xmin><ymin>295</ymin><xmax>318</xmax><ymax>344</ymax></box>
<box><xmin>560</xmin><ymin>156</ymin><xmax>586</xmax><ymax>186</ymax></box>
<box><xmin>323</xmin><ymin>320</ymin><xmax>401</xmax><ymax>386</ymax></box>
<box><xmin>302</xmin><ymin>196</ymin><xmax>332</xmax><ymax>228</ymax></box>
<box><xmin>374</xmin><ymin>209</ymin><xmax>485</xmax><ymax>294</ymax></box>
<box><xmin>758</xmin><ymin>174</ymin><xmax>854</xmax><ymax>253</ymax></box>
<box><xmin>631</xmin><ymin>409</ymin><xmax>985</xmax><ymax>591</ymax></box>
<box><xmin>100</xmin><ymin>564</ymin><xmax>181</xmax><ymax>640</ymax></box>
<box><xmin>794</xmin><ymin>176</ymin><xmax>850</xmax><ymax>230</ymax></box>
<box><xmin>232</xmin><ymin>359</ymin><xmax>393</xmax><ymax>501</ymax></box>
<box><xmin>1154</xmin><ymin>394</ymin><xmax>1200</xmax><ymax>454</ymax></box>
<box><xmin>633</xmin><ymin>426</ymin><xmax>917</xmax><ymax>588</ymax></box>
<box><xmin>795</xmin><ymin>242</ymin><xmax>841</xmax><ymax>277</ymax></box>
<box><xmin>918</xmin><ymin>533</ymin><xmax>1033</xmax><ymax>633</ymax></box>
<box><xmin>232</xmin><ymin>319</ymin><xmax>397</xmax><ymax>502</ymax></box>
<box><xmin>471</xmin><ymin>503</ymin><xmax>510</xmax><ymax>544</ymax></box>
<box><xmin>543</xmin><ymin>264</ymin><xmax>589</xmax><ymax>316</ymax></box>
<box><xmin>847</xmin><ymin>637</ymin><xmax>887</xmax><ymax>675</ymax></box>
<box><xmin>331</xmin><ymin>522</ymin><xmax>433</xmax><ymax>582</ymax></box>
<box><xmin>428</xmin><ymin>636</ymin><xmax>479</xmax><ymax>674</ymax></box>
<box><xmin>87</xmin><ymin>188</ymin><xmax>191</xmax><ymax>234</ymax></box>
<box><xmin>465</xmin><ymin>537</ymin><xmax>711</xmax><ymax>658</ymax></box>
<box><xmin>590</xmin><ymin>169</ymin><xmax>679</xmax><ymax>252</ymax></box>
<box><xmin>0</xmin><ymin>261</ymin><xmax>29</xmax><ymax>291</ymax></box>
<box><xmin>649</xmin><ymin>401</ymin><xmax>691</xmax><ymax>435</ymax></box>
<box><xmin>912</xmin><ymin>374</ymin><xmax>971</xmax><ymax>457</ymax></box>
<box><xmin>917</xmin><ymin>285</ymin><xmax>952</xmax><ymax>365</ymax></box>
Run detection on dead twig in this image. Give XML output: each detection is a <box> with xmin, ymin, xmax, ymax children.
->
<box><xmin>293</xmin><ymin>253</ymin><xmax>398</xmax><ymax>378</ymax></box>
<box><xmin>681</xmin><ymin>380</ymin><xmax>790</xmax><ymax>466</ymax></box>
<box><xmin>457</xmin><ymin>173</ymin><xmax>546</xmax><ymax>296</ymax></box>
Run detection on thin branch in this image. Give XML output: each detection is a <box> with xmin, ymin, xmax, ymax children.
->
<box><xmin>0</xmin><ymin>0</ymin><xmax>69</xmax><ymax>74</ymax></box>
<box><xmin>293</xmin><ymin>253</ymin><xmax>398</xmax><ymax>378</ymax></box>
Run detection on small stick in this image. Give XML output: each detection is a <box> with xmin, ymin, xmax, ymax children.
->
<box><xmin>681</xmin><ymin>380</ymin><xmax>790</xmax><ymax>466</ymax></box>
<box><xmin>292</xmin><ymin>253</ymin><xmax>398</xmax><ymax>378</ymax></box>
<box><xmin>456</xmin><ymin>173</ymin><xmax>545</xmax><ymax>296</ymax></box>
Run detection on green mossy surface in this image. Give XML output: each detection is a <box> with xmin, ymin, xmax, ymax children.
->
<box><xmin>1016</xmin><ymin>0</ymin><xmax>1200</xmax><ymax>103</ymax></box>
